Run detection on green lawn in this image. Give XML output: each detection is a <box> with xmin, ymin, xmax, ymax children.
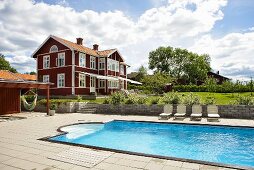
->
<box><xmin>39</xmin><ymin>92</ymin><xmax>254</xmax><ymax>105</ymax></box>
<box><xmin>178</xmin><ymin>92</ymin><xmax>253</xmax><ymax>105</ymax></box>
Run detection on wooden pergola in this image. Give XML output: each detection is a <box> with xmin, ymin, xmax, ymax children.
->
<box><xmin>0</xmin><ymin>80</ymin><xmax>53</xmax><ymax>114</ymax></box>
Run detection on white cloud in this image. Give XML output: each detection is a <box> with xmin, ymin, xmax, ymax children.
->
<box><xmin>4</xmin><ymin>0</ymin><xmax>254</xmax><ymax>81</ymax></box>
<box><xmin>190</xmin><ymin>32</ymin><xmax>254</xmax><ymax>80</ymax></box>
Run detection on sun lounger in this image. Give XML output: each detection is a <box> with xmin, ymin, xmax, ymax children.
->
<box><xmin>174</xmin><ymin>105</ymin><xmax>186</xmax><ymax>120</ymax></box>
<box><xmin>207</xmin><ymin>105</ymin><xmax>220</xmax><ymax>122</ymax></box>
<box><xmin>190</xmin><ymin>105</ymin><xmax>202</xmax><ymax>121</ymax></box>
<box><xmin>159</xmin><ymin>105</ymin><xmax>173</xmax><ymax>120</ymax></box>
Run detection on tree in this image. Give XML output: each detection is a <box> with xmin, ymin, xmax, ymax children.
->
<box><xmin>135</xmin><ymin>65</ymin><xmax>147</xmax><ymax>81</ymax></box>
<box><xmin>141</xmin><ymin>73</ymin><xmax>172</xmax><ymax>94</ymax></box>
<box><xmin>0</xmin><ymin>53</ymin><xmax>17</xmax><ymax>73</ymax></box>
<box><xmin>148</xmin><ymin>46</ymin><xmax>211</xmax><ymax>84</ymax></box>
<box><xmin>25</xmin><ymin>71</ymin><xmax>36</xmax><ymax>75</ymax></box>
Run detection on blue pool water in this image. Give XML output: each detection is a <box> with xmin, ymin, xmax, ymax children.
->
<box><xmin>50</xmin><ymin>121</ymin><xmax>254</xmax><ymax>168</ymax></box>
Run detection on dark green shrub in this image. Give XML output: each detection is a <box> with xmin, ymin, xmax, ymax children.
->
<box><xmin>50</xmin><ymin>103</ymin><xmax>57</xmax><ymax>110</ymax></box>
<box><xmin>110</xmin><ymin>92</ymin><xmax>125</xmax><ymax>105</ymax></box>
<box><xmin>148</xmin><ymin>97</ymin><xmax>160</xmax><ymax>105</ymax></box>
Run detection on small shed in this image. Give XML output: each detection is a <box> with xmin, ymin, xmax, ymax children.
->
<box><xmin>0</xmin><ymin>70</ymin><xmax>51</xmax><ymax>115</ymax></box>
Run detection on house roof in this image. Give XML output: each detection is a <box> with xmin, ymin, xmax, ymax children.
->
<box><xmin>15</xmin><ymin>73</ymin><xmax>36</xmax><ymax>81</ymax></box>
<box><xmin>207</xmin><ymin>71</ymin><xmax>230</xmax><ymax>80</ymax></box>
<box><xmin>0</xmin><ymin>70</ymin><xmax>36</xmax><ymax>81</ymax></box>
<box><xmin>32</xmin><ymin>35</ymin><xmax>123</xmax><ymax>60</ymax></box>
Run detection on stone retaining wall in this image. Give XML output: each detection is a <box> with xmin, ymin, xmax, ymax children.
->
<box><xmin>31</xmin><ymin>102</ymin><xmax>254</xmax><ymax>119</ymax></box>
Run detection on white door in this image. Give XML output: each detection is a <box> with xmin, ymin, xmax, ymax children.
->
<box><xmin>90</xmin><ymin>76</ymin><xmax>96</xmax><ymax>93</ymax></box>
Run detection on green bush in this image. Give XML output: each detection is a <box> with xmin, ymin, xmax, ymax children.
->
<box><xmin>24</xmin><ymin>95</ymin><xmax>36</xmax><ymax>102</ymax></box>
<box><xmin>50</xmin><ymin>103</ymin><xmax>57</xmax><ymax>110</ymax></box>
<box><xmin>103</xmin><ymin>98</ymin><xmax>110</xmax><ymax>104</ymax></box>
<box><xmin>234</xmin><ymin>95</ymin><xmax>254</xmax><ymax>105</ymax></box>
<box><xmin>159</xmin><ymin>92</ymin><xmax>181</xmax><ymax>104</ymax></box>
<box><xmin>173</xmin><ymin>85</ymin><xmax>207</xmax><ymax>92</ymax></box>
<box><xmin>125</xmin><ymin>94</ymin><xmax>137</xmax><ymax>104</ymax></box>
<box><xmin>136</xmin><ymin>96</ymin><xmax>147</xmax><ymax>104</ymax></box>
<box><xmin>110</xmin><ymin>92</ymin><xmax>125</xmax><ymax>105</ymax></box>
<box><xmin>148</xmin><ymin>97</ymin><xmax>160</xmax><ymax>105</ymax></box>
<box><xmin>203</xmin><ymin>95</ymin><xmax>216</xmax><ymax>105</ymax></box>
<box><xmin>182</xmin><ymin>93</ymin><xmax>201</xmax><ymax>105</ymax></box>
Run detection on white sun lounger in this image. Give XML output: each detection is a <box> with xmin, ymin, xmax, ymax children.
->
<box><xmin>190</xmin><ymin>105</ymin><xmax>202</xmax><ymax>121</ymax></box>
<box><xmin>207</xmin><ymin>105</ymin><xmax>220</xmax><ymax>122</ymax></box>
<box><xmin>159</xmin><ymin>105</ymin><xmax>173</xmax><ymax>120</ymax></box>
<box><xmin>174</xmin><ymin>105</ymin><xmax>186</xmax><ymax>120</ymax></box>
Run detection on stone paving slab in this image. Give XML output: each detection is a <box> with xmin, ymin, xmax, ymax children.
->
<box><xmin>0</xmin><ymin>112</ymin><xmax>252</xmax><ymax>170</ymax></box>
<box><xmin>49</xmin><ymin>148</ymin><xmax>112</xmax><ymax>168</ymax></box>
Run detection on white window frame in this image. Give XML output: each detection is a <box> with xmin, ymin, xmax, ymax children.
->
<box><xmin>116</xmin><ymin>61</ymin><xmax>119</xmax><ymax>72</ymax></box>
<box><xmin>120</xmin><ymin>65</ymin><xmax>124</xmax><ymax>75</ymax></box>
<box><xmin>99</xmin><ymin>80</ymin><xmax>105</xmax><ymax>88</ymax></box>
<box><xmin>99</xmin><ymin>58</ymin><xmax>105</xmax><ymax>70</ymax></box>
<box><xmin>57</xmin><ymin>73</ymin><xmax>65</xmax><ymax>88</ymax></box>
<box><xmin>43</xmin><ymin>55</ymin><xmax>50</xmax><ymax>69</ymax></box>
<box><xmin>43</xmin><ymin>75</ymin><xmax>49</xmax><ymax>83</ymax></box>
<box><xmin>108</xmin><ymin>80</ymin><xmax>119</xmax><ymax>89</ymax></box>
<box><xmin>90</xmin><ymin>56</ymin><xmax>96</xmax><ymax>69</ymax></box>
<box><xmin>79</xmin><ymin>53</ymin><xmax>86</xmax><ymax>67</ymax></box>
<box><xmin>79</xmin><ymin>73</ymin><xmax>86</xmax><ymax>87</ymax></box>
<box><xmin>49</xmin><ymin>45</ymin><xmax>58</xmax><ymax>53</ymax></box>
<box><xmin>57</xmin><ymin>53</ymin><xmax>65</xmax><ymax>67</ymax></box>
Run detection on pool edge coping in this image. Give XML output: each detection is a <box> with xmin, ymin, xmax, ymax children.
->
<box><xmin>38</xmin><ymin>120</ymin><xmax>254</xmax><ymax>170</ymax></box>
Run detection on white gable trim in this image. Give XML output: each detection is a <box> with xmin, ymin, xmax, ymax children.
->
<box><xmin>107</xmin><ymin>49</ymin><xmax>125</xmax><ymax>62</ymax></box>
<box><xmin>31</xmin><ymin>35</ymin><xmax>73</xmax><ymax>58</ymax></box>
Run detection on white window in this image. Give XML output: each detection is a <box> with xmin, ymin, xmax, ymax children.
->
<box><xmin>43</xmin><ymin>75</ymin><xmax>49</xmax><ymax>83</ymax></box>
<box><xmin>57</xmin><ymin>53</ymin><xmax>65</xmax><ymax>67</ymax></box>
<box><xmin>116</xmin><ymin>61</ymin><xmax>119</xmax><ymax>72</ymax></box>
<box><xmin>57</xmin><ymin>74</ymin><xmax>65</xmax><ymax>87</ymax></box>
<box><xmin>49</xmin><ymin>45</ymin><xmax>58</xmax><ymax>53</ymax></box>
<box><xmin>43</xmin><ymin>55</ymin><xmax>50</xmax><ymax>69</ymax></box>
<box><xmin>99</xmin><ymin>80</ymin><xmax>105</xmax><ymax>88</ymax></box>
<box><xmin>79</xmin><ymin>74</ymin><xmax>86</xmax><ymax>87</ymax></box>
<box><xmin>79</xmin><ymin>53</ymin><xmax>86</xmax><ymax>67</ymax></box>
<box><xmin>90</xmin><ymin>56</ymin><xmax>96</xmax><ymax>69</ymax></box>
<box><xmin>108</xmin><ymin>80</ymin><xmax>119</xmax><ymax>89</ymax></box>
<box><xmin>99</xmin><ymin>58</ymin><xmax>105</xmax><ymax>70</ymax></box>
<box><xmin>120</xmin><ymin>65</ymin><xmax>124</xmax><ymax>75</ymax></box>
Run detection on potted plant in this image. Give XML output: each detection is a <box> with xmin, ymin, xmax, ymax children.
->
<box><xmin>49</xmin><ymin>103</ymin><xmax>57</xmax><ymax>116</ymax></box>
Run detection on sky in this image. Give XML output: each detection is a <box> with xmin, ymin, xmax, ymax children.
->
<box><xmin>0</xmin><ymin>0</ymin><xmax>254</xmax><ymax>81</ymax></box>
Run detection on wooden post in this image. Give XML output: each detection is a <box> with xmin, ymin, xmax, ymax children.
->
<box><xmin>47</xmin><ymin>86</ymin><xmax>49</xmax><ymax>115</ymax></box>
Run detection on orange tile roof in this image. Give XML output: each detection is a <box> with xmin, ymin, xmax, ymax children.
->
<box><xmin>0</xmin><ymin>70</ymin><xmax>36</xmax><ymax>81</ymax></box>
<box><xmin>0</xmin><ymin>70</ymin><xmax>22</xmax><ymax>81</ymax></box>
<box><xmin>97</xmin><ymin>49</ymin><xmax>116</xmax><ymax>57</ymax></box>
<box><xmin>52</xmin><ymin>36</ymin><xmax>116</xmax><ymax>57</ymax></box>
<box><xmin>15</xmin><ymin>73</ymin><xmax>36</xmax><ymax>81</ymax></box>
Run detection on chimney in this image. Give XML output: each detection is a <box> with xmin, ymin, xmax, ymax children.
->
<box><xmin>93</xmin><ymin>44</ymin><xmax>99</xmax><ymax>51</ymax></box>
<box><xmin>217</xmin><ymin>71</ymin><xmax>219</xmax><ymax>75</ymax></box>
<box><xmin>76</xmin><ymin>38</ymin><xmax>83</xmax><ymax>45</ymax></box>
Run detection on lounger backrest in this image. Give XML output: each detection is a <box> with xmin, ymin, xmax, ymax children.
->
<box><xmin>177</xmin><ymin>105</ymin><xmax>186</xmax><ymax>113</ymax></box>
<box><xmin>192</xmin><ymin>105</ymin><xmax>202</xmax><ymax>113</ymax></box>
<box><xmin>207</xmin><ymin>105</ymin><xmax>218</xmax><ymax>114</ymax></box>
<box><xmin>164</xmin><ymin>104</ymin><xmax>173</xmax><ymax>113</ymax></box>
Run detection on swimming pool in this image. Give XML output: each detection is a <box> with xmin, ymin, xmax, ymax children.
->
<box><xmin>48</xmin><ymin>120</ymin><xmax>254</xmax><ymax>169</ymax></box>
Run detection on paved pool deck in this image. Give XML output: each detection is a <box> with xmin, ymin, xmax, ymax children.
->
<box><xmin>0</xmin><ymin>112</ymin><xmax>253</xmax><ymax>170</ymax></box>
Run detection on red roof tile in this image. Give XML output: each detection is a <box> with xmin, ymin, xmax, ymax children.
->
<box><xmin>0</xmin><ymin>70</ymin><xmax>36</xmax><ymax>81</ymax></box>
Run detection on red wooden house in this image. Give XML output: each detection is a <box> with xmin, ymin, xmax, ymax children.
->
<box><xmin>32</xmin><ymin>35</ymin><xmax>139</xmax><ymax>96</ymax></box>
